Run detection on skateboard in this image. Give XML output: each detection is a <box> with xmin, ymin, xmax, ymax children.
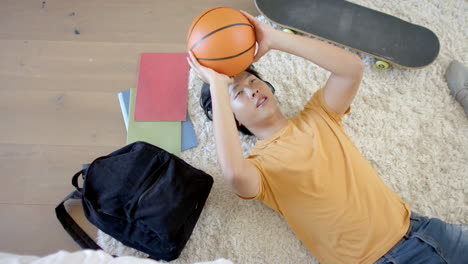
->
<box><xmin>255</xmin><ymin>0</ymin><xmax>440</xmax><ymax>69</ymax></box>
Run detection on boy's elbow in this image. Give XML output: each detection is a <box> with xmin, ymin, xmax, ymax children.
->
<box><xmin>340</xmin><ymin>54</ymin><xmax>364</xmax><ymax>80</ymax></box>
<box><xmin>221</xmin><ymin>167</ymin><xmax>241</xmax><ymax>183</ymax></box>
<box><xmin>222</xmin><ymin>166</ymin><xmax>250</xmax><ymax>192</ymax></box>
<box><xmin>352</xmin><ymin>55</ymin><xmax>364</xmax><ymax>76</ymax></box>
<box><xmin>347</xmin><ymin>55</ymin><xmax>364</xmax><ymax>83</ymax></box>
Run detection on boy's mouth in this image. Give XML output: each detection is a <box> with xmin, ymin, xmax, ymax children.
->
<box><xmin>256</xmin><ymin>96</ymin><xmax>267</xmax><ymax>108</ymax></box>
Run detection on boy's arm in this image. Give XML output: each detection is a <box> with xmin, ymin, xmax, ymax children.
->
<box><xmin>209</xmin><ymin>80</ymin><xmax>261</xmax><ymax>198</ymax></box>
<box><xmin>241</xmin><ymin>11</ymin><xmax>364</xmax><ymax>115</ymax></box>
<box><xmin>272</xmin><ymin>30</ymin><xmax>364</xmax><ymax>114</ymax></box>
<box><xmin>187</xmin><ymin>52</ymin><xmax>260</xmax><ymax>198</ymax></box>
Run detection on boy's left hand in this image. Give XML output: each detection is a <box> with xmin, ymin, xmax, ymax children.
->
<box><xmin>240</xmin><ymin>10</ymin><xmax>278</xmax><ymax>63</ymax></box>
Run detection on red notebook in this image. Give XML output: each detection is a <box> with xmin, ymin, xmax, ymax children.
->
<box><xmin>134</xmin><ymin>53</ymin><xmax>189</xmax><ymax>121</ymax></box>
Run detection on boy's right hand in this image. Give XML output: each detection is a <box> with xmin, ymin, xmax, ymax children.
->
<box><xmin>240</xmin><ymin>10</ymin><xmax>278</xmax><ymax>63</ymax></box>
<box><xmin>187</xmin><ymin>51</ymin><xmax>233</xmax><ymax>86</ymax></box>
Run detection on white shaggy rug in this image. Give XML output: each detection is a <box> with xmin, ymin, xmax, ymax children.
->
<box><xmin>97</xmin><ymin>0</ymin><xmax>467</xmax><ymax>263</ymax></box>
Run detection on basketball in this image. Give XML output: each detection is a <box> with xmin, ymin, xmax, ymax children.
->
<box><xmin>186</xmin><ymin>7</ymin><xmax>257</xmax><ymax>77</ymax></box>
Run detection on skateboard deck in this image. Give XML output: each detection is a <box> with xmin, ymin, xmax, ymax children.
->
<box><xmin>255</xmin><ymin>0</ymin><xmax>440</xmax><ymax>69</ymax></box>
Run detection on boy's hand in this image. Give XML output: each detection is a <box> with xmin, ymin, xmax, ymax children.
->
<box><xmin>187</xmin><ymin>51</ymin><xmax>233</xmax><ymax>86</ymax></box>
<box><xmin>240</xmin><ymin>10</ymin><xmax>278</xmax><ymax>62</ymax></box>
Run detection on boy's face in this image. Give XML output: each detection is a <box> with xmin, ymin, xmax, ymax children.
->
<box><xmin>228</xmin><ymin>71</ymin><xmax>278</xmax><ymax>129</ymax></box>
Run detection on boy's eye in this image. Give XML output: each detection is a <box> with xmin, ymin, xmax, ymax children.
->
<box><xmin>235</xmin><ymin>91</ymin><xmax>242</xmax><ymax>98</ymax></box>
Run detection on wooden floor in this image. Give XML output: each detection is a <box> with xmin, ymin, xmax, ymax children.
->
<box><xmin>0</xmin><ymin>0</ymin><xmax>258</xmax><ymax>256</ymax></box>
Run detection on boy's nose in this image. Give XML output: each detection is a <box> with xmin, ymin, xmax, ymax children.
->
<box><xmin>247</xmin><ymin>88</ymin><xmax>259</xmax><ymax>98</ymax></box>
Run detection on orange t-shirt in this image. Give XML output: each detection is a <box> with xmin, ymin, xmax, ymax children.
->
<box><xmin>238</xmin><ymin>88</ymin><xmax>410</xmax><ymax>264</ymax></box>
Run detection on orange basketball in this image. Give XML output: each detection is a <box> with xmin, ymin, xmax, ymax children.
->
<box><xmin>186</xmin><ymin>7</ymin><xmax>256</xmax><ymax>77</ymax></box>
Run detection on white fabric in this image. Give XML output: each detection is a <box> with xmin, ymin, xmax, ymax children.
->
<box><xmin>0</xmin><ymin>251</ymin><xmax>233</xmax><ymax>264</ymax></box>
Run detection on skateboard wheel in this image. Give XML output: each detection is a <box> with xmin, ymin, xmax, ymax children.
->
<box><xmin>375</xmin><ymin>60</ymin><xmax>390</xmax><ymax>69</ymax></box>
<box><xmin>282</xmin><ymin>28</ymin><xmax>295</xmax><ymax>34</ymax></box>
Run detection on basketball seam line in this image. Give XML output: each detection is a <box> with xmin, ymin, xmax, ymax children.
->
<box><xmin>189</xmin><ymin>23</ymin><xmax>254</xmax><ymax>51</ymax></box>
<box><xmin>197</xmin><ymin>41</ymin><xmax>256</xmax><ymax>61</ymax></box>
<box><xmin>186</xmin><ymin>7</ymin><xmax>224</xmax><ymax>42</ymax></box>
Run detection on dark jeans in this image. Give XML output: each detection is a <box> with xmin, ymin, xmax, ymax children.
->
<box><xmin>374</xmin><ymin>212</ymin><xmax>468</xmax><ymax>264</ymax></box>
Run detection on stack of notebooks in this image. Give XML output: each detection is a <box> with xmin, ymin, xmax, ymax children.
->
<box><xmin>117</xmin><ymin>53</ymin><xmax>198</xmax><ymax>156</ymax></box>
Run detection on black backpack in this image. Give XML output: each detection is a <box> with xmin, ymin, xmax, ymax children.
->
<box><xmin>55</xmin><ymin>141</ymin><xmax>213</xmax><ymax>261</ymax></box>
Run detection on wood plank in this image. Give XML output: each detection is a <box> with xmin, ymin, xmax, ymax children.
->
<box><xmin>0</xmin><ymin>40</ymin><xmax>186</xmax><ymax>59</ymax></box>
<box><xmin>0</xmin><ymin>203</ymin><xmax>95</xmax><ymax>256</ymax></box>
<box><xmin>0</xmin><ymin>144</ymin><xmax>118</xmax><ymax>205</ymax></box>
<box><xmin>0</xmin><ymin>89</ymin><xmax>127</xmax><ymax>146</ymax></box>
<box><xmin>0</xmin><ymin>0</ymin><xmax>259</xmax><ymax>43</ymax></box>
<box><xmin>0</xmin><ymin>41</ymin><xmax>187</xmax><ymax>93</ymax></box>
<box><xmin>1</xmin><ymin>73</ymin><xmax>134</xmax><ymax>94</ymax></box>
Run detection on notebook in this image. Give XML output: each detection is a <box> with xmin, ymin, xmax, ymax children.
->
<box><xmin>118</xmin><ymin>89</ymin><xmax>198</xmax><ymax>151</ymax></box>
<box><xmin>134</xmin><ymin>53</ymin><xmax>189</xmax><ymax>121</ymax></box>
<box><xmin>127</xmin><ymin>88</ymin><xmax>181</xmax><ymax>156</ymax></box>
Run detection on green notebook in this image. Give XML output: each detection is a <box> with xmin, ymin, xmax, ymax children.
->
<box><xmin>127</xmin><ymin>88</ymin><xmax>181</xmax><ymax>156</ymax></box>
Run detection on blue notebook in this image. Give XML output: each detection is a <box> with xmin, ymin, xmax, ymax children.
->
<box><xmin>118</xmin><ymin>89</ymin><xmax>198</xmax><ymax>151</ymax></box>
<box><xmin>181</xmin><ymin>112</ymin><xmax>198</xmax><ymax>151</ymax></box>
<box><xmin>117</xmin><ymin>89</ymin><xmax>131</xmax><ymax>129</ymax></box>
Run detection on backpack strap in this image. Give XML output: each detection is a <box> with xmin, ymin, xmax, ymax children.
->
<box><xmin>55</xmin><ymin>169</ymin><xmax>101</xmax><ymax>250</ymax></box>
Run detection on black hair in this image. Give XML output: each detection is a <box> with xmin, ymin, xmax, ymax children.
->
<box><xmin>199</xmin><ymin>65</ymin><xmax>274</xmax><ymax>136</ymax></box>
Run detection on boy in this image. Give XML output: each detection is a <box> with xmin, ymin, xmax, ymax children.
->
<box><xmin>187</xmin><ymin>11</ymin><xmax>467</xmax><ymax>264</ymax></box>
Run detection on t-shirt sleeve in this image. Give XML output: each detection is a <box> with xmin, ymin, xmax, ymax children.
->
<box><xmin>302</xmin><ymin>88</ymin><xmax>351</xmax><ymax>126</ymax></box>
<box><xmin>235</xmin><ymin>153</ymin><xmax>282</xmax><ymax>214</ymax></box>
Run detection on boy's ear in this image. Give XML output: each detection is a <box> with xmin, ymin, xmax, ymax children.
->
<box><xmin>233</xmin><ymin>114</ymin><xmax>242</xmax><ymax>127</ymax></box>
